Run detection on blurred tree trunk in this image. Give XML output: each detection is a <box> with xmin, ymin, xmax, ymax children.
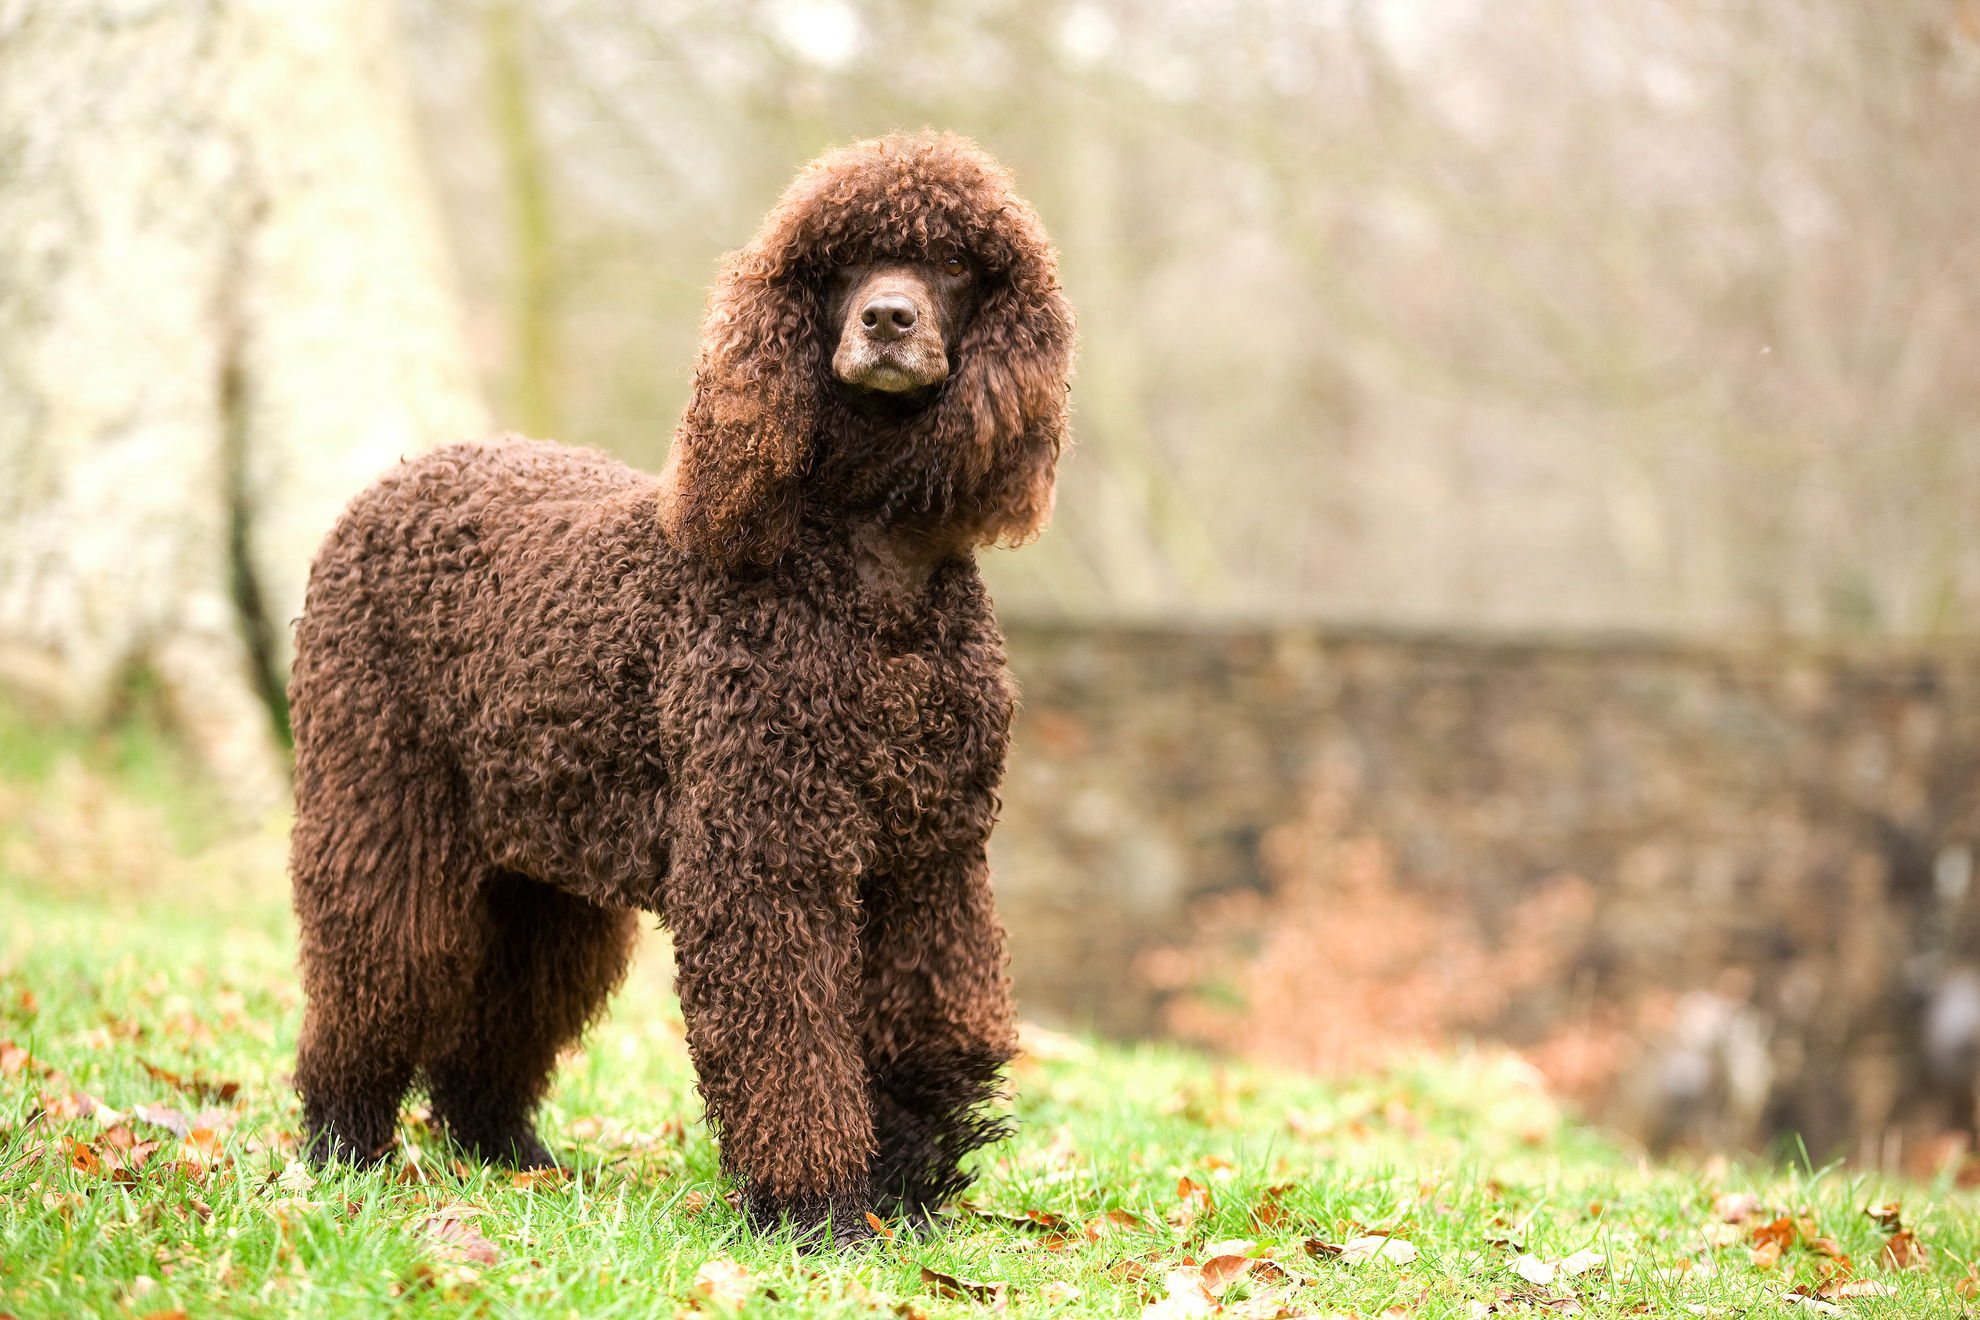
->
<box><xmin>0</xmin><ymin>0</ymin><xmax>487</xmax><ymax>808</ymax></box>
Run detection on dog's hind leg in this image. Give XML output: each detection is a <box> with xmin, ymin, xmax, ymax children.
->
<box><xmin>861</xmin><ymin>843</ymin><xmax>1017</xmax><ymax>1220</ymax></box>
<box><xmin>423</xmin><ymin>871</ymin><xmax>639</xmax><ymax>1167</ymax></box>
<box><xmin>292</xmin><ymin>792</ymin><xmax>479</xmax><ymax>1168</ymax></box>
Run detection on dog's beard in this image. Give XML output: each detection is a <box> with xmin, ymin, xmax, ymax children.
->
<box><xmin>814</xmin><ymin>396</ymin><xmax>977</xmax><ymax>528</ymax></box>
<box><xmin>832</xmin><ymin>339</ymin><xmax>950</xmax><ymax>394</ymax></box>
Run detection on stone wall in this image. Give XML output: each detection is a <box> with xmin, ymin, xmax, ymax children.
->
<box><xmin>992</xmin><ymin>621</ymin><xmax>1980</xmax><ymax>1161</ymax></box>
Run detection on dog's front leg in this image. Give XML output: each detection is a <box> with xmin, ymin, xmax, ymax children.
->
<box><xmin>667</xmin><ymin>810</ymin><xmax>875</xmax><ymax>1245</ymax></box>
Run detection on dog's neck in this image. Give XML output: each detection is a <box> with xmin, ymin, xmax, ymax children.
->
<box><xmin>848</xmin><ymin>518</ymin><xmax>962</xmax><ymax>606</ymax></box>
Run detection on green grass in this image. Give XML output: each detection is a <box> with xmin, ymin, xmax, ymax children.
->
<box><xmin>3</xmin><ymin>744</ymin><xmax>1980</xmax><ymax>1318</ymax></box>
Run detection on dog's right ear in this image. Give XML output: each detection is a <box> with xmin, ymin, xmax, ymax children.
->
<box><xmin>660</xmin><ymin>249</ymin><xmax>821</xmax><ymax>567</ymax></box>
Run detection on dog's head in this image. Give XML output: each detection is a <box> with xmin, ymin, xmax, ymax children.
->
<box><xmin>662</xmin><ymin>132</ymin><xmax>1076</xmax><ymax>568</ymax></box>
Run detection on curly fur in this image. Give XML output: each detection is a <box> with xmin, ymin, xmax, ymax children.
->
<box><xmin>287</xmin><ymin>132</ymin><xmax>1074</xmax><ymax>1244</ymax></box>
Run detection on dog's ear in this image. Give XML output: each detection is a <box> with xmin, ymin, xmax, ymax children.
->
<box><xmin>938</xmin><ymin>273</ymin><xmax>1076</xmax><ymax>547</ymax></box>
<box><xmin>660</xmin><ymin>250</ymin><xmax>822</xmax><ymax>566</ymax></box>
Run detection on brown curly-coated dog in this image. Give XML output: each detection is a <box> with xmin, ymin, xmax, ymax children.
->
<box><xmin>287</xmin><ymin>132</ymin><xmax>1074</xmax><ymax>1244</ymax></box>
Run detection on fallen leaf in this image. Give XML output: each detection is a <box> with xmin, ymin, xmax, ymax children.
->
<box><xmin>1750</xmin><ymin>1216</ymin><xmax>1803</xmax><ymax>1252</ymax></box>
<box><xmin>1557</xmin><ymin>1249</ymin><xmax>1604</xmax><ymax>1278</ymax></box>
<box><xmin>1252</xmin><ymin>1183</ymin><xmax>1295</xmax><ymax>1229</ymax></box>
<box><xmin>275</xmin><ymin>1160</ymin><xmax>316</xmax><ymax>1195</ymax></box>
<box><xmin>1513</xmin><ymin>1254</ymin><xmax>1557</xmax><ymax>1286</ymax></box>
<box><xmin>1862</xmin><ymin>1203</ymin><xmax>1903</xmax><ymax>1232</ymax></box>
<box><xmin>1085</xmin><ymin>1208</ymin><xmax>1148</xmax><ymax>1241</ymax></box>
<box><xmin>1783</xmin><ymin>1292</ymin><xmax>1842</xmax><ymax>1315</ymax></box>
<box><xmin>1806</xmin><ymin>1237</ymin><xmax>1850</xmax><ymax>1271</ymax></box>
<box><xmin>1201</xmin><ymin>1255</ymin><xmax>1255</xmax><ymax>1294</ymax></box>
<box><xmin>1700</xmin><ymin>1222</ymin><xmax>1745</xmax><ymax>1248</ymax></box>
<box><xmin>134</xmin><ymin>1105</ymin><xmax>191</xmax><ymax>1138</ymax></box>
<box><xmin>418</xmin><ymin>1214</ymin><xmax>500</xmax><ymax>1266</ymax></box>
<box><xmin>920</xmin><ymin>1266</ymin><xmax>1006</xmax><ymax>1304</ymax></box>
<box><xmin>1141</xmin><ymin>1267</ymin><xmax>1215</xmax><ymax>1320</ymax></box>
<box><xmin>865</xmin><ymin>1211</ymin><xmax>896</xmax><ymax>1240</ymax></box>
<box><xmin>1712</xmin><ymin>1192</ymin><xmax>1763</xmax><ymax>1223</ymax></box>
<box><xmin>510</xmin><ymin>1166</ymin><xmax>567</xmax><ymax>1191</ymax></box>
<box><xmin>138</xmin><ymin>1059</ymin><xmax>240</xmax><ymax>1103</ymax></box>
<box><xmin>1333</xmin><ymin>1234</ymin><xmax>1418</xmax><ymax>1266</ymax></box>
<box><xmin>1880</xmin><ymin>1229</ymin><xmax>1927</xmax><ymax>1271</ymax></box>
<box><xmin>693</xmin><ymin>1256</ymin><xmax>754</xmax><ymax>1308</ymax></box>
<box><xmin>965</xmin><ymin>1205</ymin><xmax>1071</xmax><ymax>1234</ymax></box>
<box><xmin>1172</xmin><ymin>1176</ymin><xmax>1214</xmax><ymax>1229</ymax></box>
<box><xmin>1041</xmin><ymin>1281</ymin><xmax>1083</xmax><ymax>1303</ymax></box>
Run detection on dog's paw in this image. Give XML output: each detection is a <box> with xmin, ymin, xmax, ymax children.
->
<box><xmin>742</xmin><ymin>1182</ymin><xmax>877</xmax><ymax>1251</ymax></box>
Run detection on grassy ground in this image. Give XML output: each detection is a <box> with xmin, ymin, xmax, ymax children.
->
<box><xmin>3</xmin><ymin>727</ymin><xmax>1980</xmax><ymax>1318</ymax></box>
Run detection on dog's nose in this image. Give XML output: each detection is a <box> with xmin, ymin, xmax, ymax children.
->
<box><xmin>859</xmin><ymin>294</ymin><xmax>918</xmax><ymax>341</ymax></box>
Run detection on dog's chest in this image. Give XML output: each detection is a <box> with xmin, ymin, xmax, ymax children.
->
<box><xmin>827</xmin><ymin>614</ymin><xmax>1011</xmax><ymax>852</ymax></box>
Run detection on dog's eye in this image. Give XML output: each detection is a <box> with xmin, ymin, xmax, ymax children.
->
<box><xmin>942</xmin><ymin>257</ymin><xmax>968</xmax><ymax>278</ymax></box>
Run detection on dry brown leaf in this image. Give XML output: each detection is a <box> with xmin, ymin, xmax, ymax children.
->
<box><xmin>418</xmin><ymin>1214</ymin><xmax>500</xmax><ymax>1266</ymax></box>
<box><xmin>1806</xmin><ymin>1237</ymin><xmax>1850</xmax><ymax>1271</ymax></box>
<box><xmin>40</xmin><ymin>1090</ymin><xmax>101</xmax><ymax>1121</ymax></box>
<box><xmin>865</xmin><ymin>1211</ymin><xmax>896</xmax><ymax>1240</ymax></box>
<box><xmin>275</xmin><ymin>1160</ymin><xmax>317</xmax><ymax>1195</ymax></box>
<box><xmin>693</xmin><ymin>1256</ymin><xmax>755</xmax><ymax>1308</ymax></box>
<box><xmin>510</xmin><ymin>1166</ymin><xmax>567</xmax><ymax>1191</ymax></box>
<box><xmin>1712</xmin><ymin>1192</ymin><xmax>1763</xmax><ymax>1224</ymax></box>
<box><xmin>1700</xmin><ymin>1222</ymin><xmax>1744</xmax><ymax>1248</ymax></box>
<box><xmin>1748</xmin><ymin>1214</ymin><xmax>1819</xmax><ymax>1270</ymax></box>
<box><xmin>966</xmin><ymin>1205</ymin><xmax>1071</xmax><ymax>1234</ymax></box>
<box><xmin>1782</xmin><ymin>1289</ymin><xmax>1843</xmax><ymax>1315</ymax></box>
<box><xmin>1862</xmin><ymin>1203</ymin><xmax>1903</xmax><ymax>1231</ymax></box>
<box><xmin>920</xmin><ymin>1266</ymin><xmax>1006</xmax><ymax>1305</ymax></box>
<box><xmin>1141</xmin><ymin>1267</ymin><xmax>1215</xmax><ymax>1320</ymax></box>
<box><xmin>1201</xmin><ymin>1255</ymin><xmax>1255</xmax><ymax>1294</ymax></box>
<box><xmin>425</xmin><ymin>1200</ymin><xmax>486</xmax><ymax>1221</ymax></box>
<box><xmin>1085</xmin><ymin>1208</ymin><xmax>1148</xmax><ymax>1242</ymax></box>
<box><xmin>1556</xmin><ymin>1249</ymin><xmax>1604</xmax><ymax>1278</ymax></box>
<box><xmin>1880</xmin><ymin>1229</ymin><xmax>1927</xmax><ymax>1271</ymax></box>
<box><xmin>1251</xmin><ymin>1183</ymin><xmax>1296</xmax><ymax>1229</ymax></box>
<box><xmin>138</xmin><ymin>1058</ymin><xmax>240</xmax><ymax>1102</ymax></box>
<box><xmin>1249</xmin><ymin>1259</ymin><xmax>1296</xmax><ymax>1286</ymax></box>
<box><xmin>1172</xmin><ymin>1176</ymin><xmax>1214</xmax><ymax>1230</ymax></box>
<box><xmin>134</xmin><ymin>1105</ymin><xmax>191</xmax><ymax>1138</ymax></box>
<box><xmin>1320</xmin><ymin>1234</ymin><xmax>1417</xmax><ymax>1266</ymax></box>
